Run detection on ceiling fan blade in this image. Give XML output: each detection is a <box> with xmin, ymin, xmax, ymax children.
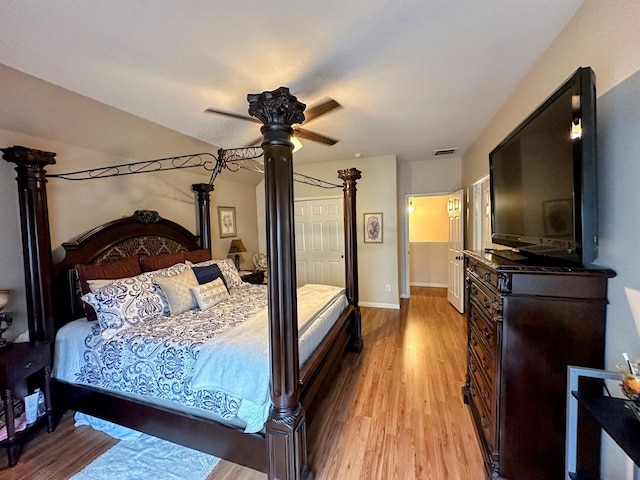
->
<box><xmin>204</xmin><ymin>108</ymin><xmax>261</xmax><ymax>124</ymax></box>
<box><xmin>303</xmin><ymin>98</ymin><xmax>342</xmax><ymax>123</ymax></box>
<box><xmin>294</xmin><ymin>127</ymin><xmax>339</xmax><ymax>146</ymax></box>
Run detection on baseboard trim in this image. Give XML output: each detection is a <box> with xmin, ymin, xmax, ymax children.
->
<box><xmin>410</xmin><ymin>282</ymin><xmax>448</xmax><ymax>288</ymax></box>
<box><xmin>360</xmin><ymin>301</ymin><xmax>401</xmax><ymax>310</ymax></box>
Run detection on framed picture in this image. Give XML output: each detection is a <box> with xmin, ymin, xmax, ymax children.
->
<box><xmin>363</xmin><ymin>212</ymin><xmax>383</xmax><ymax>243</ymax></box>
<box><xmin>217</xmin><ymin>206</ymin><xmax>237</xmax><ymax>238</ymax></box>
<box><xmin>542</xmin><ymin>199</ymin><xmax>573</xmax><ymax>237</ymax></box>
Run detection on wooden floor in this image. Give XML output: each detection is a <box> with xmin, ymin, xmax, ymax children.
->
<box><xmin>0</xmin><ymin>287</ymin><xmax>483</xmax><ymax>479</ymax></box>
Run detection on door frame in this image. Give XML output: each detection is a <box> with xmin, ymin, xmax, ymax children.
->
<box><xmin>403</xmin><ymin>191</ymin><xmax>450</xmax><ymax>299</ymax></box>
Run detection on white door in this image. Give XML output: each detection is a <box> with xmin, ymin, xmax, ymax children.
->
<box><xmin>295</xmin><ymin>198</ymin><xmax>345</xmax><ymax>287</ymax></box>
<box><xmin>447</xmin><ymin>190</ymin><xmax>464</xmax><ymax>313</ymax></box>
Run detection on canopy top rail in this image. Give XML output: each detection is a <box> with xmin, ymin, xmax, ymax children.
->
<box><xmin>47</xmin><ymin>146</ymin><xmax>340</xmax><ymax>188</ymax></box>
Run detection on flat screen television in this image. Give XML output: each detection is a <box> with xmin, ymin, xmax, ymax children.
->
<box><xmin>489</xmin><ymin>66</ymin><xmax>598</xmax><ymax>266</ymax></box>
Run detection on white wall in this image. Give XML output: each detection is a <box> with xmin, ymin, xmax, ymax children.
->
<box><xmin>257</xmin><ymin>154</ymin><xmax>400</xmax><ymax>309</ymax></box>
<box><xmin>397</xmin><ymin>157</ymin><xmax>461</xmax><ymax>297</ymax></box>
<box><xmin>461</xmin><ymin>2</ymin><xmax>640</xmax><ymax>477</ymax></box>
<box><xmin>409</xmin><ymin>243</ymin><xmax>447</xmax><ymax>287</ymax></box>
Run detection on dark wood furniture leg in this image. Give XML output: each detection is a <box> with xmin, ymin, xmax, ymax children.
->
<box><xmin>44</xmin><ymin>365</ymin><xmax>53</xmax><ymax>433</ymax></box>
<box><xmin>2</xmin><ymin>146</ymin><xmax>56</xmax><ymax>343</ymax></box>
<box><xmin>249</xmin><ymin>87</ymin><xmax>311</xmax><ymax>480</ymax></box>
<box><xmin>192</xmin><ymin>183</ymin><xmax>215</xmax><ymax>252</ymax></box>
<box><xmin>338</xmin><ymin>168</ymin><xmax>363</xmax><ymax>352</ymax></box>
<box><xmin>3</xmin><ymin>388</ymin><xmax>16</xmax><ymax>466</ymax></box>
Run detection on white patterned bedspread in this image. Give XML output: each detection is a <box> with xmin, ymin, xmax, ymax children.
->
<box><xmin>53</xmin><ymin>283</ymin><xmax>347</xmax><ymax>433</ymax></box>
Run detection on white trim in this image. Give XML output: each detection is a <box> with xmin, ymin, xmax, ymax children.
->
<box><xmin>410</xmin><ymin>282</ymin><xmax>448</xmax><ymax>288</ymax></box>
<box><xmin>360</xmin><ymin>301</ymin><xmax>400</xmax><ymax>310</ymax></box>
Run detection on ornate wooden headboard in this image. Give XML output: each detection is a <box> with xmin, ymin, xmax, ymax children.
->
<box><xmin>52</xmin><ymin>210</ymin><xmax>201</xmax><ymax>332</ymax></box>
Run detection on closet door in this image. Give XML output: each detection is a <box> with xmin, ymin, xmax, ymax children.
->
<box><xmin>295</xmin><ymin>198</ymin><xmax>345</xmax><ymax>287</ymax></box>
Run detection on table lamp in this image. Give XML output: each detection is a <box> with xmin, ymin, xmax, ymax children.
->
<box><xmin>228</xmin><ymin>239</ymin><xmax>247</xmax><ymax>270</ymax></box>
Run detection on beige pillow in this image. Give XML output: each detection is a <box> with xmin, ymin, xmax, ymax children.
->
<box><xmin>190</xmin><ymin>278</ymin><xmax>230</xmax><ymax>311</ymax></box>
<box><xmin>153</xmin><ymin>267</ymin><xmax>199</xmax><ymax>315</ymax></box>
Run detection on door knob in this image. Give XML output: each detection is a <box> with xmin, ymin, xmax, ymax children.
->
<box><xmin>341</xmin><ymin>255</ymin><xmax>344</xmax><ymax>259</ymax></box>
<box><xmin>455</xmin><ymin>255</ymin><xmax>464</xmax><ymax>260</ymax></box>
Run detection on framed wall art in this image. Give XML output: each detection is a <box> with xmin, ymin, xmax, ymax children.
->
<box><xmin>363</xmin><ymin>212</ymin><xmax>383</xmax><ymax>243</ymax></box>
<box><xmin>217</xmin><ymin>206</ymin><xmax>237</xmax><ymax>238</ymax></box>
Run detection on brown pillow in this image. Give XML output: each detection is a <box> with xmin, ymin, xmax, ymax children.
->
<box><xmin>75</xmin><ymin>255</ymin><xmax>141</xmax><ymax>295</ymax></box>
<box><xmin>75</xmin><ymin>255</ymin><xmax>141</xmax><ymax>321</ymax></box>
<box><xmin>184</xmin><ymin>249</ymin><xmax>211</xmax><ymax>264</ymax></box>
<box><xmin>140</xmin><ymin>252</ymin><xmax>186</xmax><ymax>272</ymax></box>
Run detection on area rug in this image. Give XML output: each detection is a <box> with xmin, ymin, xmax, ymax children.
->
<box><xmin>70</xmin><ymin>433</ymin><xmax>220</xmax><ymax>480</ymax></box>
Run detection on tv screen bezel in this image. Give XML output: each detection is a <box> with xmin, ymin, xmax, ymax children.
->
<box><xmin>489</xmin><ymin>66</ymin><xmax>597</xmax><ymax>266</ymax></box>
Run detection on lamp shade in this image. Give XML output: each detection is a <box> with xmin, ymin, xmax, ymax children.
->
<box><xmin>228</xmin><ymin>239</ymin><xmax>247</xmax><ymax>254</ymax></box>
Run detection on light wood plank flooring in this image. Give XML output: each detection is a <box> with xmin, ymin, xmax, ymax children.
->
<box><xmin>0</xmin><ymin>287</ymin><xmax>483</xmax><ymax>479</ymax></box>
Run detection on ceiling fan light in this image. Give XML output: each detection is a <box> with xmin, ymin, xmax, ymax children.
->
<box><xmin>291</xmin><ymin>136</ymin><xmax>303</xmax><ymax>152</ymax></box>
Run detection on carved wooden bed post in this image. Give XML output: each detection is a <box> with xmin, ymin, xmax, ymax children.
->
<box><xmin>191</xmin><ymin>183</ymin><xmax>214</xmax><ymax>252</ymax></box>
<box><xmin>338</xmin><ymin>168</ymin><xmax>363</xmax><ymax>352</ymax></box>
<box><xmin>248</xmin><ymin>87</ymin><xmax>311</xmax><ymax>480</ymax></box>
<box><xmin>2</xmin><ymin>146</ymin><xmax>56</xmax><ymax>342</ymax></box>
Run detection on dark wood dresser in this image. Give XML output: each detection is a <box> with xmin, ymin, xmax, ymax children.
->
<box><xmin>462</xmin><ymin>250</ymin><xmax>615</xmax><ymax>480</ymax></box>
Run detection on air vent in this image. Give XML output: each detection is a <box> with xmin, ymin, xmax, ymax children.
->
<box><xmin>433</xmin><ymin>148</ymin><xmax>457</xmax><ymax>156</ymax></box>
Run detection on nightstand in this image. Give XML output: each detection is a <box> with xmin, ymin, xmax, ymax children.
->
<box><xmin>0</xmin><ymin>341</ymin><xmax>53</xmax><ymax>467</ymax></box>
<box><xmin>240</xmin><ymin>270</ymin><xmax>265</xmax><ymax>284</ymax></box>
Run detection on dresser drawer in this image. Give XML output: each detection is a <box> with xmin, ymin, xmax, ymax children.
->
<box><xmin>469</xmin><ymin>301</ymin><xmax>498</xmax><ymax>354</ymax></box>
<box><xmin>470</xmin><ymin>323</ymin><xmax>496</xmax><ymax>383</ymax></box>
<box><xmin>467</xmin><ymin>256</ymin><xmax>499</xmax><ymax>290</ymax></box>
<box><xmin>469</xmin><ymin>277</ymin><xmax>501</xmax><ymax>320</ymax></box>
<box><xmin>468</xmin><ymin>371</ymin><xmax>496</xmax><ymax>453</ymax></box>
<box><xmin>0</xmin><ymin>343</ymin><xmax>51</xmax><ymax>387</ymax></box>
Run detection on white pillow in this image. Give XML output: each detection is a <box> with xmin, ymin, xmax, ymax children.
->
<box><xmin>82</xmin><ymin>274</ymin><xmax>166</xmax><ymax>339</ymax></box>
<box><xmin>187</xmin><ymin>259</ymin><xmax>243</xmax><ymax>288</ymax></box>
<box><xmin>153</xmin><ymin>267</ymin><xmax>199</xmax><ymax>315</ymax></box>
<box><xmin>190</xmin><ymin>278</ymin><xmax>230</xmax><ymax>310</ymax></box>
<box><xmin>87</xmin><ymin>278</ymin><xmax>125</xmax><ymax>292</ymax></box>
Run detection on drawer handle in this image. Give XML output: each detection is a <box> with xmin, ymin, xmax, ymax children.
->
<box><xmin>480</xmin><ymin>412</ymin><xmax>489</xmax><ymax>429</ymax></box>
<box><xmin>483</xmin><ymin>272</ymin><xmax>492</xmax><ymax>282</ymax></box>
<box><xmin>482</xmin><ymin>326</ymin><xmax>493</xmax><ymax>341</ymax></box>
<box><xmin>24</xmin><ymin>361</ymin><xmax>34</xmax><ymax>370</ymax></box>
<box><xmin>469</xmin><ymin>359</ymin><xmax>477</xmax><ymax>372</ymax></box>
<box><xmin>470</xmin><ymin>337</ymin><xmax>478</xmax><ymax>347</ymax></box>
<box><xmin>471</xmin><ymin>284</ymin><xmax>479</xmax><ymax>296</ymax></box>
<box><xmin>480</xmin><ymin>388</ymin><xmax>490</xmax><ymax>401</ymax></box>
<box><xmin>482</xmin><ymin>297</ymin><xmax>491</xmax><ymax>309</ymax></box>
<box><xmin>480</xmin><ymin>356</ymin><xmax>489</xmax><ymax>371</ymax></box>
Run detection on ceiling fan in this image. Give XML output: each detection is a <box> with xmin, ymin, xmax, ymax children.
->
<box><xmin>205</xmin><ymin>97</ymin><xmax>341</xmax><ymax>148</ymax></box>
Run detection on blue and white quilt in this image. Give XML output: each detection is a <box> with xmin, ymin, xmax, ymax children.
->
<box><xmin>53</xmin><ymin>283</ymin><xmax>347</xmax><ymax>433</ymax></box>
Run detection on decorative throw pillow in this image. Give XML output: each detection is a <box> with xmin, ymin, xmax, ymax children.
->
<box><xmin>190</xmin><ymin>278</ymin><xmax>230</xmax><ymax>310</ymax></box>
<box><xmin>75</xmin><ymin>255</ymin><xmax>141</xmax><ymax>321</ymax></box>
<box><xmin>153</xmin><ymin>267</ymin><xmax>199</xmax><ymax>315</ymax></box>
<box><xmin>140</xmin><ymin>252</ymin><xmax>186</xmax><ymax>272</ymax></box>
<box><xmin>191</xmin><ymin>264</ymin><xmax>228</xmax><ymax>291</ymax></box>
<box><xmin>81</xmin><ymin>274</ymin><xmax>167</xmax><ymax>339</ymax></box>
<box><xmin>187</xmin><ymin>259</ymin><xmax>243</xmax><ymax>288</ymax></box>
<box><xmin>145</xmin><ymin>263</ymin><xmax>190</xmax><ymax>316</ymax></box>
<box><xmin>86</xmin><ymin>278</ymin><xmax>126</xmax><ymax>292</ymax></box>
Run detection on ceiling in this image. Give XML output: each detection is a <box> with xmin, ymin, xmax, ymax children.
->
<box><xmin>0</xmin><ymin>1</ymin><xmax>583</xmax><ymax>166</ymax></box>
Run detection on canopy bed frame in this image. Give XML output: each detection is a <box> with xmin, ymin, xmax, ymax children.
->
<box><xmin>1</xmin><ymin>87</ymin><xmax>362</xmax><ymax>480</ymax></box>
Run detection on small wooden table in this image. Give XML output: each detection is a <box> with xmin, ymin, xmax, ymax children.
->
<box><xmin>0</xmin><ymin>341</ymin><xmax>54</xmax><ymax>467</ymax></box>
<box><xmin>566</xmin><ymin>365</ymin><xmax>640</xmax><ymax>480</ymax></box>
<box><xmin>240</xmin><ymin>270</ymin><xmax>265</xmax><ymax>284</ymax></box>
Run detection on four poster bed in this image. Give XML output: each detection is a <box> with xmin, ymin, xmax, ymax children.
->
<box><xmin>1</xmin><ymin>88</ymin><xmax>362</xmax><ymax>479</ymax></box>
